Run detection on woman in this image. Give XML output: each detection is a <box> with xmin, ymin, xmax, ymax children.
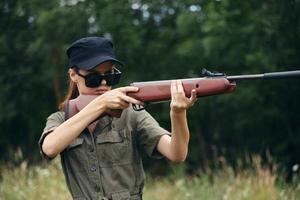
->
<box><xmin>39</xmin><ymin>37</ymin><xmax>197</xmax><ymax>200</ymax></box>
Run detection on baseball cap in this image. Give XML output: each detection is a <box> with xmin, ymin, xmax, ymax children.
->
<box><xmin>66</xmin><ymin>37</ymin><xmax>123</xmax><ymax>70</ymax></box>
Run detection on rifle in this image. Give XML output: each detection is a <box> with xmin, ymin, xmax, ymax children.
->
<box><xmin>67</xmin><ymin>69</ymin><xmax>300</xmax><ymax>119</ymax></box>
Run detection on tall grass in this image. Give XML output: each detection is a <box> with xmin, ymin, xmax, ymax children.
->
<box><xmin>144</xmin><ymin>156</ymin><xmax>300</xmax><ymax>200</ymax></box>
<box><xmin>0</xmin><ymin>159</ymin><xmax>71</xmax><ymax>200</ymax></box>
<box><xmin>0</xmin><ymin>156</ymin><xmax>299</xmax><ymax>200</ymax></box>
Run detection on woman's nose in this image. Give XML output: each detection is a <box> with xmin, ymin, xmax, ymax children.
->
<box><xmin>101</xmin><ymin>78</ymin><xmax>107</xmax><ymax>85</ymax></box>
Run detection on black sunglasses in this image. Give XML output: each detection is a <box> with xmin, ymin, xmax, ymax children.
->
<box><xmin>74</xmin><ymin>67</ymin><xmax>122</xmax><ymax>87</ymax></box>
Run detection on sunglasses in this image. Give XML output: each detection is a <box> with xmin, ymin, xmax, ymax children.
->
<box><xmin>74</xmin><ymin>67</ymin><xmax>122</xmax><ymax>87</ymax></box>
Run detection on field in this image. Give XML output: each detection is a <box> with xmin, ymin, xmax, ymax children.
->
<box><xmin>0</xmin><ymin>157</ymin><xmax>299</xmax><ymax>200</ymax></box>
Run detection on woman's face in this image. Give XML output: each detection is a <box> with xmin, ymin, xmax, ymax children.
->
<box><xmin>70</xmin><ymin>61</ymin><xmax>115</xmax><ymax>95</ymax></box>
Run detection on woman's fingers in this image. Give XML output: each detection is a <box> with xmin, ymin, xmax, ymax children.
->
<box><xmin>111</xmin><ymin>87</ymin><xmax>144</xmax><ymax>108</ymax></box>
<box><xmin>170</xmin><ymin>80</ymin><xmax>197</xmax><ymax>111</ymax></box>
<box><xmin>171</xmin><ymin>80</ymin><xmax>177</xmax><ymax>97</ymax></box>
<box><xmin>188</xmin><ymin>89</ymin><xmax>197</xmax><ymax>107</ymax></box>
<box><xmin>121</xmin><ymin>94</ymin><xmax>144</xmax><ymax>106</ymax></box>
<box><xmin>117</xmin><ymin>86</ymin><xmax>144</xmax><ymax>105</ymax></box>
<box><xmin>119</xmin><ymin>86</ymin><xmax>139</xmax><ymax>93</ymax></box>
<box><xmin>176</xmin><ymin>80</ymin><xmax>184</xmax><ymax>93</ymax></box>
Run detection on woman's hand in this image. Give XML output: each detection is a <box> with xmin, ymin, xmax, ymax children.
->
<box><xmin>95</xmin><ymin>86</ymin><xmax>143</xmax><ymax>111</ymax></box>
<box><xmin>156</xmin><ymin>80</ymin><xmax>197</xmax><ymax>163</ymax></box>
<box><xmin>170</xmin><ymin>80</ymin><xmax>197</xmax><ymax>114</ymax></box>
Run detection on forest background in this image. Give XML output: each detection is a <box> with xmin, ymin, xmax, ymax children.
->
<box><xmin>0</xmin><ymin>0</ymin><xmax>299</xmax><ymax>192</ymax></box>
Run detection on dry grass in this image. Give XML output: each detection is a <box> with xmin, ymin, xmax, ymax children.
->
<box><xmin>0</xmin><ymin>159</ymin><xmax>71</xmax><ymax>200</ymax></box>
<box><xmin>0</xmin><ymin>156</ymin><xmax>299</xmax><ymax>200</ymax></box>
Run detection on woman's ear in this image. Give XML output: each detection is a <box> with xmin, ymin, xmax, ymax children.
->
<box><xmin>69</xmin><ymin>68</ymin><xmax>77</xmax><ymax>83</ymax></box>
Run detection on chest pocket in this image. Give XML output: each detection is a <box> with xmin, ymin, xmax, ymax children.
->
<box><xmin>96</xmin><ymin>129</ymin><xmax>132</xmax><ymax>167</ymax></box>
<box><xmin>64</xmin><ymin>137</ymin><xmax>88</xmax><ymax>172</ymax></box>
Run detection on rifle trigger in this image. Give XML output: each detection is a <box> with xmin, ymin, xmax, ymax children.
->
<box><xmin>132</xmin><ymin>103</ymin><xmax>145</xmax><ymax>111</ymax></box>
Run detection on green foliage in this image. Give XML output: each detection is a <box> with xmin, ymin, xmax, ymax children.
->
<box><xmin>0</xmin><ymin>0</ymin><xmax>299</xmax><ymax>178</ymax></box>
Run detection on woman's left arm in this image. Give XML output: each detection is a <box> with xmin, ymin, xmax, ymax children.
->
<box><xmin>156</xmin><ymin>80</ymin><xmax>197</xmax><ymax>163</ymax></box>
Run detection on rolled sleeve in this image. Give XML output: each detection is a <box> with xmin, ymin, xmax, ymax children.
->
<box><xmin>135</xmin><ymin>110</ymin><xmax>171</xmax><ymax>159</ymax></box>
<box><xmin>38</xmin><ymin>111</ymin><xmax>65</xmax><ymax>160</ymax></box>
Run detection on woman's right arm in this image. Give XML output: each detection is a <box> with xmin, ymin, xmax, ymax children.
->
<box><xmin>42</xmin><ymin>97</ymin><xmax>106</xmax><ymax>158</ymax></box>
<box><xmin>42</xmin><ymin>86</ymin><xmax>142</xmax><ymax>158</ymax></box>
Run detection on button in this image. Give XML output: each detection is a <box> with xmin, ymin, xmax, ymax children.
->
<box><xmin>90</xmin><ymin>165</ymin><xmax>97</xmax><ymax>172</ymax></box>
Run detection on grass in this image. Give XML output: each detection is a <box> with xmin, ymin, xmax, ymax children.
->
<box><xmin>0</xmin><ymin>156</ymin><xmax>299</xmax><ymax>200</ymax></box>
<box><xmin>0</xmin><ymin>159</ymin><xmax>71</xmax><ymax>200</ymax></box>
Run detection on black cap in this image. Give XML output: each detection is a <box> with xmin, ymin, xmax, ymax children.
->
<box><xmin>66</xmin><ymin>37</ymin><xmax>123</xmax><ymax>70</ymax></box>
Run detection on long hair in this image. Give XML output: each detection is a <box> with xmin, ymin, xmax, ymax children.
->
<box><xmin>59</xmin><ymin>77</ymin><xmax>79</xmax><ymax>111</ymax></box>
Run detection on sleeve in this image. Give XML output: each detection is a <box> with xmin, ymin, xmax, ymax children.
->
<box><xmin>38</xmin><ymin>111</ymin><xmax>65</xmax><ymax>160</ymax></box>
<box><xmin>135</xmin><ymin>110</ymin><xmax>171</xmax><ymax>159</ymax></box>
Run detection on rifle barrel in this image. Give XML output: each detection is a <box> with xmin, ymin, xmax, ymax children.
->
<box><xmin>227</xmin><ymin>70</ymin><xmax>300</xmax><ymax>81</ymax></box>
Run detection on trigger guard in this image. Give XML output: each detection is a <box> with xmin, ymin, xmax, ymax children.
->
<box><xmin>132</xmin><ymin>103</ymin><xmax>146</xmax><ymax>111</ymax></box>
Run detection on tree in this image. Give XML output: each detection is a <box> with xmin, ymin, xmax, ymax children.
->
<box><xmin>0</xmin><ymin>0</ymin><xmax>299</xmax><ymax>178</ymax></box>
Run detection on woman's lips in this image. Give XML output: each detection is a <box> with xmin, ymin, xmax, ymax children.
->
<box><xmin>94</xmin><ymin>89</ymin><xmax>108</xmax><ymax>95</ymax></box>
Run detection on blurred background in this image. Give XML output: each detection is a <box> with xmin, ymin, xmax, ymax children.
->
<box><xmin>0</xmin><ymin>0</ymin><xmax>300</xmax><ymax>199</ymax></box>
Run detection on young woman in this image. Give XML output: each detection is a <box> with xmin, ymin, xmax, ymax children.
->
<box><xmin>39</xmin><ymin>37</ymin><xmax>197</xmax><ymax>200</ymax></box>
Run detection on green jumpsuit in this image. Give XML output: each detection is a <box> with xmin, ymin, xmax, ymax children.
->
<box><xmin>39</xmin><ymin>107</ymin><xmax>170</xmax><ymax>200</ymax></box>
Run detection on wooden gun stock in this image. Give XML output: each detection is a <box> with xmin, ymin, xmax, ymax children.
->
<box><xmin>128</xmin><ymin>77</ymin><xmax>236</xmax><ymax>102</ymax></box>
<box><xmin>68</xmin><ymin>95</ymin><xmax>123</xmax><ymax>119</ymax></box>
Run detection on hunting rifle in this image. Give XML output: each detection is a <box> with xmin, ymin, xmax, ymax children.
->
<box><xmin>67</xmin><ymin>69</ymin><xmax>300</xmax><ymax>118</ymax></box>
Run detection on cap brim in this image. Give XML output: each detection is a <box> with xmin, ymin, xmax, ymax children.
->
<box><xmin>76</xmin><ymin>55</ymin><xmax>123</xmax><ymax>70</ymax></box>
